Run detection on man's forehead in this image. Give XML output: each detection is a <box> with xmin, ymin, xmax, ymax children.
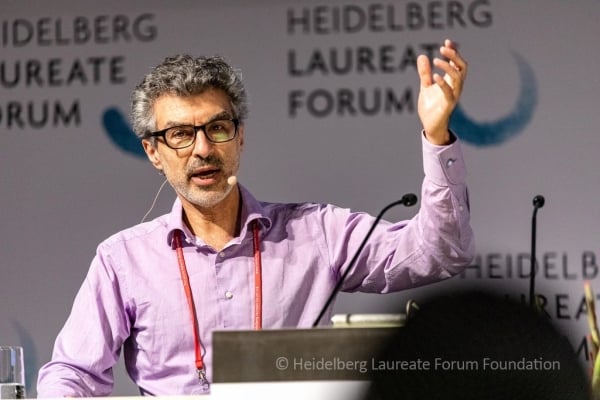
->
<box><xmin>155</xmin><ymin>88</ymin><xmax>230</xmax><ymax>103</ymax></box>
<box><xmin>155</xmin><ymin>89</ymin><xmax>231</xmax><ymax>109</ymax></box>
<box><xmin>152</xmin><ymin>91</ymin><xmax>234</xmax><ymax>126</ymax></box>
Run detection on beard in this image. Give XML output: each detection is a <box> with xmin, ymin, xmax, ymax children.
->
<box><xmin>177</xmin><ymin>178</ymin><xmax>235</xmax><ymax>208</ymax></box>
<box><xmin>166</xmin><ymin>154</ymin><xmax>238</xmax><ymax>209</ymax></box>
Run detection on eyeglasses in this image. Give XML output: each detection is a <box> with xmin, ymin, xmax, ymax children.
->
<box><xmin>149</xmin><ymin>118</ymin><xmax>239</xmax><ymax>149</ymax></box>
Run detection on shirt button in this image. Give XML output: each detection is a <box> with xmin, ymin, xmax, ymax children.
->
<box><xmin>446</xmin><ymin>158</ymin><xmax>456</xmax><ymax>167</ymax></box>
<box><xmin>225</xmin><ymin>291</ymin><xmax>233</xmax><ymax>299</ymax></box>
<box><xmin>219</xmin><ymin>252</ymin><xmax>226</xmax><ymax>258</ymax></box>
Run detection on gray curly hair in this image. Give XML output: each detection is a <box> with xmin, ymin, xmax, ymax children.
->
<box><xmin>131</xmin><ymin>54</ymin><xmax>248</xmax><ymax>139</ymax></box>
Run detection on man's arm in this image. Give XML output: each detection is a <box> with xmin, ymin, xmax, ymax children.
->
<box><xmin>317</xmin><ymin>39</ymin><xmax>473</xmax><ymax>292</ymax></box>
<box><xmin>318</xmin><ymin>133</ymin><xmax>473</xmax><ymax>293</ymax></box>
<box><xmin>37</xmin><ymin>250</ymin><xmax>129</xmax><ymax>397</ymax></box>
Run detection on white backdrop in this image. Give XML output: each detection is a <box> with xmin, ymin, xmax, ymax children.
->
<box><xmin>1</xmin><ymin>0</ymin><xmax>600</xmax><ymax>395</ymax></box>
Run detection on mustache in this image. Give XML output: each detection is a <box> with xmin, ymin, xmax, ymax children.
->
<box><xmin>186</xmin><ymin>155</ymin><xmax>225</xmax><ymax>174</ymax></box>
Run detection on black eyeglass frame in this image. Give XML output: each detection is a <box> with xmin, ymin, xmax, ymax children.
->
<box><xmin>148</xmin><ymin>118</ymin><xmax>240</xmax><ymax>149</ymax></box>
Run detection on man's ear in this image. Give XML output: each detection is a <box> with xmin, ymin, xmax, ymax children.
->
<box><xmin>142</xmin><ymin>139</ymin><xmax>163</xmax><ymax>171</ymax></box>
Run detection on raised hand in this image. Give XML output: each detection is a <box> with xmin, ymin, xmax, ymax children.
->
<box><xmin>417</xmin><ymin>39</ymin><xmax>468</xmax><ymax>145</ymax></box>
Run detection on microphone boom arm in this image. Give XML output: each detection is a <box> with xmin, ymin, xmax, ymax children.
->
<box><xmin>312</xmin><ymin>194</ymin><xmax>417</xmax><ymax>327</ymax></box>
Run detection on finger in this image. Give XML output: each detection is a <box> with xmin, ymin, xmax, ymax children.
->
<box><xmin>441</xmin><ymin>48</ymin><xmax>467</xmax><ymax>74</ymax></box>
<box><xmin>417</xmin><ymin>54</ymin><xmax>433</xmax><ymax>87</ymax></box>
<box><xmin>433</xmin><ymin>73</ymin><xmax>456</xmax><ymax>102</ymax></box>
<box><xmin>444</xmin><ymin>38</ymin><xmax>458</xmax><ymax>51</ymax></box>
<box><xmin>440</xmin><ymin>44</ymin><xmax>468</xmax><ymax>75</ymax></box>
<box><xmin>433</xmin><ymin>58</ymin><xmax>464</xmax><ymax>92</ymax></box>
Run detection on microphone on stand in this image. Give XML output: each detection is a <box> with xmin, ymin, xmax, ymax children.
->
<box><xmin>312</xmin><ymin>193</ymin><xmax>418</xmax><ymax>327</ymax></box>
<box><xmin>529</xmin><ymin>195</ymin><xmax>545</xmax><ymax>308</ymax></box>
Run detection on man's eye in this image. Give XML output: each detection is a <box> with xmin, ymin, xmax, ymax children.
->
<box><xmin>169</xmin><ymin>128</ymin><xmax>191</xmax><ymax>139</ymax></box>
<box><xmin>208</xmin><ymin>123</ymin><xmax>225</xmax><ymax>132</ymax></box>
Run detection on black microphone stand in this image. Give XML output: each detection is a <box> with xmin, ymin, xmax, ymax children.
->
<box><xmin>529</xmin><ymin>195</ymin><xmax>545</xmax><ymax>309</ymax></box>
<box><xmin>312</xmin><ymin>194</ymin><xmax>417</xmax><ymax>327</ymax></box>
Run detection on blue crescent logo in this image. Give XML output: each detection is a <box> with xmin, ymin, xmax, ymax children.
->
<box><xmin>450</xmin><ymin>51</ymin><xmax>538</xmax><ymax>146</ymax></box>
<box><xmin>101</xmin><ymin>107</ymin><xmax>146</xmax><ymax>158</ymax></box>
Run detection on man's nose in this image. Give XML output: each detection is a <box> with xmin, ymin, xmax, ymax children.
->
<box><xmin>190</xmin><ymin>129</ymin><xmax>214</xmax><ymax>158</ymax></box>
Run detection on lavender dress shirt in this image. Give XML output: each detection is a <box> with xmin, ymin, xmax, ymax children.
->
<box><xmin>37</xmin><ymin>136</ymin><xmax>474</xmax><ymax>396</ymax></box>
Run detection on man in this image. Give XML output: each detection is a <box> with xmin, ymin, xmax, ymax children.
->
<box><xmin>37</xmin><ymin>39</ymin><xmax>474</xmax><ymax>396</ymax></box>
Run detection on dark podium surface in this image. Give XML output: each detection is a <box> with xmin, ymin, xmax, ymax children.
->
<box><xmin>212</xmin><ymin>327</ymin><xmax>398</xmax><ymax>383</ymax></box>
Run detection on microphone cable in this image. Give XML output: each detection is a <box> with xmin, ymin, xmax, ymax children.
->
<box><xmin>140</xmin><ymin>178</ymin><xmax>169</xmax><ymax>223</ymax></box>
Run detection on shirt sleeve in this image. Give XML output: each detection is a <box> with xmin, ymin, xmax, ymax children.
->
<box><xmin>36</xmin><ymin>247</ymin><xmax>130</xmax><ymax>397</ymax></box>
<box><xmin>319</xmin><ymin>133</ymin><xmax>475</xmax><ymax>293</ymax></box>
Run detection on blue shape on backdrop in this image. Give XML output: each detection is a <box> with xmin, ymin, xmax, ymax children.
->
<box><xmin>450</xmin><ymin>52</ymin><xmax>538</xmax><ymax>147</ymax></box>
<box><xmin>102</xmin><ymin>107</ymin><xmax>146</xmax><ymax>158</ymax></box>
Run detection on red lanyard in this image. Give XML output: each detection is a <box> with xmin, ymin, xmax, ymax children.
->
<box><xmin>173</xmin><ymin>220</ymin><xmax>263</xmax><ymax>387</ymax></box>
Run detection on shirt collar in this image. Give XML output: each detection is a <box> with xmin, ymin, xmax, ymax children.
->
<box><xmin>165</xmin><ymin>184</ymin><xmax>272</xmax><ymax>247</ymax></box>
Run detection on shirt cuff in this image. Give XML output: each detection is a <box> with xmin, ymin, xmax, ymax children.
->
<box><xmin>421</xmin><ymin>131</ymin><xmax>467</xmax><ymax>186</ymax></box>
